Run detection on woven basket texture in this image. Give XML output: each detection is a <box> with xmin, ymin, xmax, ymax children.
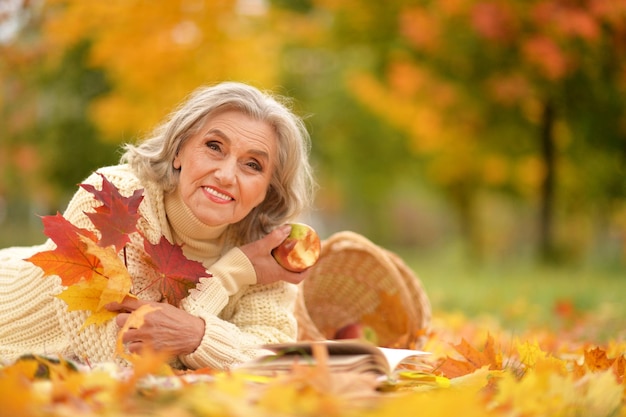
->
<box><xmin>294</xmin><ymin>231</ymin><xmax>431</xmax><ymax>349</ymax></box>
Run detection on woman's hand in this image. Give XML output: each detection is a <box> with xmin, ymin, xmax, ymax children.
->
<box><xmin>239</xmin><ymin>225</ymin><xmax>311</xmax><ymax>285</ymax></box>
<box><xmin>106</xmin><ymin>298</ymin><xmax>205</xmax><ymax>356</ymax></box>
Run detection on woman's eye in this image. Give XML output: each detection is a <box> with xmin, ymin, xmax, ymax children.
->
<box><xmin>206</xmin><ymin>141</ymin><xmax>221</xmax><ymax>152</ymax></box>
<box><xmin>247</xmin><ymin>161</ymin><xmax>262</xmax><ymax>172</ymax></box>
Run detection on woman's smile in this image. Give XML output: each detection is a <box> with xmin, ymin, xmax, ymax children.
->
<box><xmin>203</xmin><ymin>185</ymin><xmax>235</xmax><ymax>203</ymax></box>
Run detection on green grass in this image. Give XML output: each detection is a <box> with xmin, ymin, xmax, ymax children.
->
<box><xmin>401</xmin><ymin>247</ymin><xmax>626</xmax><ymax>342</ymax></box>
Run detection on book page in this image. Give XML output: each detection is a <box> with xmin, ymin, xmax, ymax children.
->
<box><xmin>378</xmin><ymin>347</ymin><xmax>430</xmax><ymax>372</ymax></box>
<box><xmin>235</xmin><ymin>340</ymin><xmax>430</xmax><ymax>377</ymax></box>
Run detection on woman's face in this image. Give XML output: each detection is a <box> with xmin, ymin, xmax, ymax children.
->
<box><xmin>173</xmin><ymin>109</ymin><xmax>277</xmax><ymax>227</ymax></box>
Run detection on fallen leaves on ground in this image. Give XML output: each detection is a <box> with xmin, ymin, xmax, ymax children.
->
<box><xmin>2</xmin><ymin>307</ymin><xmax>625</xmax><ymax>417</ymax></box>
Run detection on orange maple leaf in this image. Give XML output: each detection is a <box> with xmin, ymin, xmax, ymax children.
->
<box><xmin>25</xmin><ymin>213</ymin><xmax>102</xmax><ymax>286</ymax></box>
<box><xmin>584</xmin><ymin>347</ymin><xmax>614</xmax><ymax>372</ymax></box>
<box><xmin>576</xmin><ymin>347</ymin><xmax>626</xmax><ymax>383</ymax></box>
<box><xmin>611</xmin><ymin>355</ymin><xmax>625</xmax><ymax>384</ymax></box>
<box><xmin>27</xmin><ymin>174</ymin><xmax>209</xmax><ymax>331</ymax></box>
<box><xmin>54</xmin><ymin>237</ymin><xmax>134</xmax><ymax>330</ymax></box>
<box><xmin>435</xmin><ymin>334</ymin><xmax>502</xmax><ymax>378</ymax></box>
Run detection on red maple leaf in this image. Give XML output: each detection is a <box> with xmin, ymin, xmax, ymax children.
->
<box><xmin>25</xmin><ymin>213</ymin><xmax>102</xmax><ymax>286</ymax></box>
<box><xmin>80</xmin><ymin>173</ymin><xmax>144</xmax><ymax>252</ymax></box>
<box><xmin>142</xmin><ymin>236</ymin><xmax>211</xmax><ymax>306</ymax></box>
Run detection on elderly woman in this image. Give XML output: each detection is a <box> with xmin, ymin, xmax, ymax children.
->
<box><xmin>0</xmin><ymin>82</ymin><xmax>316</xmax><ymax>370</ymax></box>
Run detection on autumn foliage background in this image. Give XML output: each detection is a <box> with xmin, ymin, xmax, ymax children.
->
<box><xmin>1</xmin><ymin>0</ymin><xmax>626</xmax><ymax>415</ymax></box>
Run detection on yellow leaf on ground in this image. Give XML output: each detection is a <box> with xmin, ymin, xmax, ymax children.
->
<box><xmin>516</xmin><ymin>339</ymin><xmax>547</xmax><ymax>368</ymax></box>
<box><xmin>0</xmin><ymin>369</ymin><xmax>35</xmax><ymax>415</ymax></box>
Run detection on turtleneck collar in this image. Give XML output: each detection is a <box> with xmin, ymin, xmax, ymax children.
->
<box><xmin>164</xmin><ymin>188</ymin><xmax>229</xmax><ymax>264</ymax></box>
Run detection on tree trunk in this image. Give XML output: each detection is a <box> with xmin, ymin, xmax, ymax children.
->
<box><xmin>539</xmin><ymin>100</ymin><xmax>557</xmax><ymax>261</ymax></box>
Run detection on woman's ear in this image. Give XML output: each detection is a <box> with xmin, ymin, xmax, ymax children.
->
<box><xmin>173</xmin><ymin>154</ymin><xmax>181</xmax><ymax>170</ymax></box>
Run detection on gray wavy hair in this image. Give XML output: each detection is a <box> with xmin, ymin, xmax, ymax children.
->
<box><xmin>121</xmin><ymin>81</ymin><xmax>315</xmax><ymax>246</ymax></box>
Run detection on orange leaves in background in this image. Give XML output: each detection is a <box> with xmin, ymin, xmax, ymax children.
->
<box><xmin>40</xmin><ymin>0</ymin><xmax>282</xmax><ymax>139</ymax></box>
<box><xmin>522</xmin><ymin>35</ymin><xmax>570</xmax><ymax>81</ymax></box>
<box><xmin>470</xmin><ymin>2</ymin><xmax>518</xmax><ymax>43</ymax></box>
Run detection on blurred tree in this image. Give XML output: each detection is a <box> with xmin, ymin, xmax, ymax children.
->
<box><xmin>272</xmin><ymin>0</ymin><xmax>626</xmax><ymax>262</ymax></box>
<box><xmin>40</xmin><ymin>0</ymin><xmax>283</xmax><ymax>140</ymax></box>
<box><xmin>267</xmin><ymin>0</ymin><xmax>427</xmax><ymax>243</ymax></box>
<box><xmin>393</xmin><ymin>0</ymin><xmax>626</xmax><ymax>261</ymax></box>
<box><xmin>35</xmin><ymin>40</ymin><xmax>118</xmax><ymax>202</ymax></box>
<box><xmin>1</xmin><ymin>9</ymin><xmax>117</xmax><ymax>245</ymax></box>
<box><xmin>3</xmin><ymin>0</ymin><xmax>624</xmax><ymax>263</ymax></box>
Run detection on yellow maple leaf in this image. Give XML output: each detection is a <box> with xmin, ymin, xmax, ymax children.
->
<box><xmin>578</xmin><ymin>370</ymin><xmax>623</xmax><ymax>416</ymax></box>
<box><xmin>127</xmin><ymin>345</ymin><xmax>174</xmax><ymax>380</ymax></box>
<box><xmin>56</xmin><ymin>275</ymin><xmax>117</xmax><ymax>328</ymax></box>
<box><xmin>80</xmin><ymin>236</ymin><xmax>132</xmax><ymax>310</ymax></box>
<box><xmin>115</xmin><ymin>304</ymin><xmax>159</xmax><ymax>362</ymax></box>
<box><xmin>374</xmin><ymin>383</ymin><xmax>490</xmax><ymax>417</ymax></box>
<box><xmin>515</xmin><ymin>339</ymin><xmax>546</xmax><ymax>368</ymax></box>
<box><xmin>53</xmin><ymin>237</ymin><xmax>133</xmax><ymax>330</ymax></box>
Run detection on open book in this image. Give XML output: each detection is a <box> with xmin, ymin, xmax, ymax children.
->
<box><xmin>234</xmin><ymin>340</ymin><xmax>430</xmax><ymax>379</ymax></box>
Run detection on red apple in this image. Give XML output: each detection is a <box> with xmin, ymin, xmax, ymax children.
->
<box><xmin>334</xmin><ymin>323</ymin><xmax>379</xmax><ymax>344</ymax></box>
<box><xmin>334</xmin><ymin>323</ymin><xmax>364</xmax><ymax>340</ymax></box>
<box><xmin>271</xmin><ymin>223</ymin><xmax>321</xmax><ymax>272</ymax></box>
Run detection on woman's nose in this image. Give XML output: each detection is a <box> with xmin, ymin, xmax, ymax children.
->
<box><xmin>214</xmin><ymin>158</ymin><xmax>236</xmax><ymax>185</ymax></box>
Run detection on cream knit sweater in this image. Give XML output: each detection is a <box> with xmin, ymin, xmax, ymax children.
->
<box><xmin>0</xmin><ymin>164</ymin><xmax>298</xmax><ymax>370</ymax></box>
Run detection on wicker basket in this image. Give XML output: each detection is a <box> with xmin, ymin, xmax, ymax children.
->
<box><xmin>294</xmin><ymin>231</ymin><xmax>431</xmax><ymax>349</ymax></box>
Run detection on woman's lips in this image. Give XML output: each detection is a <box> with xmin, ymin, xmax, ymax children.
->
<box><xmin>203</xmin><ymin>186</ymin><xmax>234</xmax><ymax>203</ymax></box>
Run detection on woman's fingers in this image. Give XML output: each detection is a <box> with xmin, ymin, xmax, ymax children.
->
<box><xmin>115</xmin><ymin>312</ymin><xmax>131</xmax><ymax>327</ymax></box>
<box><xmin>112</xmin><ymin>301</ymin><xmax>204</xmax><ymax>356</ymax></box>
<box><xmin>126</xmin><ymin>340</ymin><xmax>143</xmax><ymax>354</ymax></box>
<box><xmin>105</xmin><ymin>296</ymin><xmax>145</xmax><ymax>312</ymax></box>
<box><xmin>240</xmin><ymin>225</ymin><xmax>314</xmax><ymax>285</ymax></box>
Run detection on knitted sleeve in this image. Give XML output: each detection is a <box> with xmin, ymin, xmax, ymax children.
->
<box><xmin>0</xmin><ymin>244</ymin><xmax>70</xmax><ymax>362</ymax></box>
<box><xmin>178</xmin><ymin>252</ymin><xmax>298</xmax><ymax>370</ymax></box>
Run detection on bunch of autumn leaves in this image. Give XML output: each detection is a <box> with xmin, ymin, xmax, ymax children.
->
<box><xmin>26</xmin><ymin>173</ymin><xmax>209</xmax><ymax>329</ymax></box>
